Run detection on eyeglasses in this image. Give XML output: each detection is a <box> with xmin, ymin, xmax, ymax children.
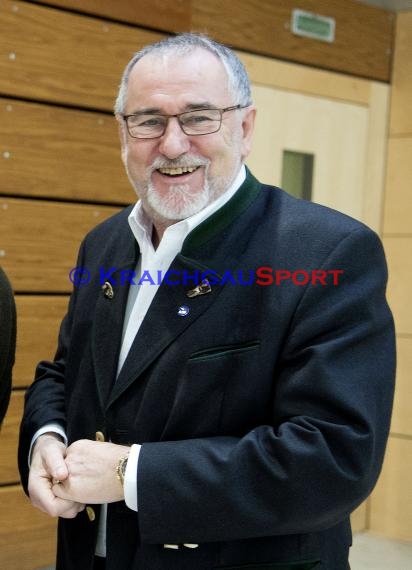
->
<box><xmin>122</xmin><ymin>104</ymin><xmax>249</xmax><ymax>139</ymax></box>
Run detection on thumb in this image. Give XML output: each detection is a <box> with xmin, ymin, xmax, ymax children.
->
<box><xmin>54</xmin><ymin>463</ymin><xmax>69</xmax><ymax>481</ymax></box>
<box><xmin>43</xmin><ymin>444</ymin><xmax>69</xmax><ymax>481</ymax></box>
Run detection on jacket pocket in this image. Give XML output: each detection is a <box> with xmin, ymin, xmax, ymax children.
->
<box><xmin>189</xmin><ymin>340</ymin><xmax>260</xmax><ymax>362</ymax></box>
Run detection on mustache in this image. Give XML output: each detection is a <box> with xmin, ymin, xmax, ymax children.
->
<box><xmin>149</xmin><ymin>155</ymin><xmax>210</xmax><ymax>172</ymax></box>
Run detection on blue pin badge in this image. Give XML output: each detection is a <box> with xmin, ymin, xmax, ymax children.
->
<box><xmin>177</xmin><ymin>305</ymin><xmax>190</xmax><ymax>317</ymax></box>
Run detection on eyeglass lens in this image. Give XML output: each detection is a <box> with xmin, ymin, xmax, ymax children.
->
<box><xmin>126</xmin><ymin>109</ymin><xmax>223</xmax><ymax>138</ymax></box>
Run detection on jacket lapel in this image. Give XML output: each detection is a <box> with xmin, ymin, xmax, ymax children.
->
<box><xmin>105</xmin><ymin>170</ymin><xmax>262</xmax><ymax>408</ymax></box>
<box><xmin>107</xmin><ymin>255</ymin><xmax>226</xmax><ymax>407</ymax></box>
<box><xmin>92</xmin><ymin>239</ymin><xmax>138</xmax><ymax>410</ymax></box>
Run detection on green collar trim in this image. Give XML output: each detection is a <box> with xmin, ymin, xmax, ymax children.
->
<box><xmin>181</xmin><ymin>169</ymin><xmax>261</xmax><ymax>254</ymax></box>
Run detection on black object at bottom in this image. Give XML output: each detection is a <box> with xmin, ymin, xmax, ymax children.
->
<box><xmin>93</xmin><ymin>556</ymin><xmax>106</xmax><ymax>570</ymax></box>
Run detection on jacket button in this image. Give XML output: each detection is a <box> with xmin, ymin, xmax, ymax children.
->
<box><xmin>86</xmin><ymin>506</ymin><xmax>96</xmax><ymax>521</ymax></box>
<box><xmin>163</xmin><ymin>544</ymin><xmax>179</xmax><ymax>549</ymax></box>
<box><xmin>95</xmin><ymin>431</ymin><xmax>105</xmax><ymax>442</ymax></box>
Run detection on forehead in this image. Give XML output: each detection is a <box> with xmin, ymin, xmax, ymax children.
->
<box><xmin>125</xmin><ymin>48</ymin><xmax>232</xmax><ymax>111</ymax></box>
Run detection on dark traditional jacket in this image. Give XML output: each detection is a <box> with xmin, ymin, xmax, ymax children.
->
<box><xmin>19</xmin><ymin>172</ymin><xmax>395</xmax><ymax>570</ymax></box>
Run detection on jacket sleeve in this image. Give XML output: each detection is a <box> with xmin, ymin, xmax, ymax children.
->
<box><xmin>17</xmin><ymin>244</ymin><xmax>85</xmax><ymax>493</ymax></box>
<box><xmin>137</xmin><ymin>226</ymin><xmax>396</xmax><ymax>544</ymax></box>
<box><xmin>0</xmin><ymin>267</ymin><xmax>16</xmax><ymax>426</ymax></box>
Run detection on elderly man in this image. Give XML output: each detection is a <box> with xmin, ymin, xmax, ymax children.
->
<box><xmin>19</xmin><ymin>33</ymin><xmax>395</xmax><ymax>570</ymax></box>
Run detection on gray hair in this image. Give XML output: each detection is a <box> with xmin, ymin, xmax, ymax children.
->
<box><xmin>114</xmin><ymin>33</ymin><xmax>252</xmax><ymax>115</ymax></box>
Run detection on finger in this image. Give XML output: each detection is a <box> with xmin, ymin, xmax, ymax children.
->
<box><xmin>52</xmin><ymin>481</ymin><xmax>87</xmax><ymax>507</ymax></box>
<box><xmin>52</xmin><ymin>481</ymin><xmax>70</xmax><ymax>501</ymax></box>
<box><xmin>31</xmin><ymin>491</ymin><xmax>67</xmax><ymax>517</ymax></box>
<box><xmin>32</xmin><ymin>486</ymin><xmax>84</xmax><ymax>518</ymax></box>
<box><xmin>57</xmin><ymin>501</ymin><xmax>86</xmax><ymax>519</ymax></box>
<box><xmin>28</xmin><ymin>472</ymin><xmax>54</xmax><ymax>511</ymax></box>
<box><xmin>43</xmin><ymin>443</ymin><xmax>69</xmax><ymax>481</ymax></box>
<box><xmin>29</xmin><ymin>469</ymin><xmax>69</xmax><ymax>515</ymax></box>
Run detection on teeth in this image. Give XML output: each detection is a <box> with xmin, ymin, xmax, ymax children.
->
<box><xmin>158</xmin><ymin>166</ymin><xmax>198</xmax><ymax>176</ymax></box>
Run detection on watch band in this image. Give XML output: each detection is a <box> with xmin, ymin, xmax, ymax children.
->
<box><xmin>116</xmin><ymin>454</ymin><xmax>129</xmax><ymax>487</ymax></box>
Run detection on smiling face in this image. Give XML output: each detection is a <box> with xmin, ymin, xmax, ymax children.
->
<box><xmin>117</xmin><ymin>48</ymin><xmax>255</xmax><ymax>231</ymax></box>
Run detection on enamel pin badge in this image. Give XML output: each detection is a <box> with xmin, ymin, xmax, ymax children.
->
<box><xmin>102</xmin><ymin>281</ymin><xmax>114</xmax><ymax>299</ymax></box>
<box><xmin>177</xmin><ymin>305</ymin><xmax>190</xmax><ymax>317</ymax></box>
<box><xmin>186</xmin><ymin>279</ymin><xmax>212</xmax><ymax>298</ymax></box>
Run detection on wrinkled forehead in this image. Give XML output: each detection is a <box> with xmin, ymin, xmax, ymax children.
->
<box><xmin>127</xmin><ymin>47</ymin><xmax>232</xmax><ymax>102</ymax></box>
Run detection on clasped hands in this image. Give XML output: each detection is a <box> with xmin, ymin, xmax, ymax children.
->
<box><xmin>28</xmin><ymin>434</ymin><xmax>129</xmax><ymax>519</ymax></box>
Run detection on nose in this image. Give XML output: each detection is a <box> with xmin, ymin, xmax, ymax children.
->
<box><xmin>158</xmin><ymin>117</ymin><xmax>190</xmax><ymax>159</ymax></box>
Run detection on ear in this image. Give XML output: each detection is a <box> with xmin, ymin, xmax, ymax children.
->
<box><xmin>240</xmin><ymin>105</ymin><xmax>256</xmax><ymax>161</ymax></box>
<box><xmin>116</xmin><ymin>114</ymin><xmax>128</xmax><ymax>165</ymax></box>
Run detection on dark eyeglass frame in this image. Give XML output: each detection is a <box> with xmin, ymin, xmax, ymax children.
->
<box><xmin>122</xmin><ymin>104</ymin><xmax>250</xmax><ymax>139</ymax></box>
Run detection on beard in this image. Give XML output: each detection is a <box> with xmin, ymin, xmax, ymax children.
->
<box><xmin>146</xmin><ymin>179</ymin><xmax>210</xmax><ymax>221</ymax></box>
<box><xmin>146</xmin><ymin>156</ymin><xmax>211</xmax><ymax>221</ymax></box>
<box><xmin>127</xmin><ymin>155</ymin><xmax>238</xmax><ymax>224</ymax></box>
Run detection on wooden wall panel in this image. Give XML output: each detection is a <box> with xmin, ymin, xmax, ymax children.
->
<box><xmin>372</xmin><ymin>11</ymin><xmax>412</xmax><ymax>542</ymax></box>
<box><xmin>238</xmin><ymin>52</ymin><xmax>371</xmax><ymax>106</ymax></box>
<box><xmin>0</xmin><ymin>485</ymin><xmax>56</xmax><ymax>570</ymax></box>
<box><xmin>351</xmin><ymin>502</ymin><xmax>368</xmax><ymax>532</ymax></box>
<box><xmin>383</xmin><ymin>237</ymin><xmax>412</xmax><ymax>335</ymax></box>
<box><xmin>14</xmin><ymin>295</ymin><xmax>69</xmax><ymax>388</ymax></box>
<box><xmin>31</xmin><ymin>0</ymin><xmax>394</xmax><ymax>82</ymax></box>
<box><xmin>0</xmin><ymin>391</ymin><xmax>23</xmax><ymax>484</ymax></box>
<box><xmin>34</xmin><ymin>0</ymin><xmax>191</xmax><ymax>32</ymax></box>
<box><xmin>391</xmin><ymin>337</ymin><xmax>412</xmax><ymax>437</ymax></box>
<box><xmin>383</xmin><ymin>137</ymin><xmax>412</xmax><ymax>235</ymax></box>
<box><xmin>389</xmin><ymin>12</ymin><xmax>412</xmax><ymax>135</ymax></box>
<box><xmin>0</xmin><ymin>198</ymin><xmax>121</xmax><ymax>292</ymax></box>
<box><xmin>192</xmin><ymin>0</ymin><xmax>394</xmax><ymax>82</ymax></box>
<box><xmin>0</xmin><ymin>98</ymin><xmax>134</xmax><ymax>204</ymax></box>
<box><xmin>0</xmin><ymin>0</ymin><xmax>164</xmax><ymax>111</ymax></box>
<box><xmin>369</xmin><ymin>436</ymin><xmax>412</xmax><ymax>541</ymax></box>
<box><xmin>362</xmin><ymin>82</ymin><xmax>390</xmax><ymax>233</ymax></box>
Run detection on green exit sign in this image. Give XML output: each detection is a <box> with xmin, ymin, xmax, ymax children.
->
<box><xmin>291</xmin><ymin>9</ymin><xmax>335</xmax><ymax>43</ymax></box>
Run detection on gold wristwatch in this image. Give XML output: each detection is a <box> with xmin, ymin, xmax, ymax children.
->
<box><xmin>116</xmin><ymin>454</ymin><xmax>129</xmax><ymax>487</ymax></box>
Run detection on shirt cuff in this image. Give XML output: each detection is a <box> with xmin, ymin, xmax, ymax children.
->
<box><xmin>123</xmin><ymin>443</ymin><xmax>141</xmax><ymax>511</ymax></box>
<box><xmin>28</xmin><ymin>423</ymin><xmax>67</xmax><ymax>467</ymax></box>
